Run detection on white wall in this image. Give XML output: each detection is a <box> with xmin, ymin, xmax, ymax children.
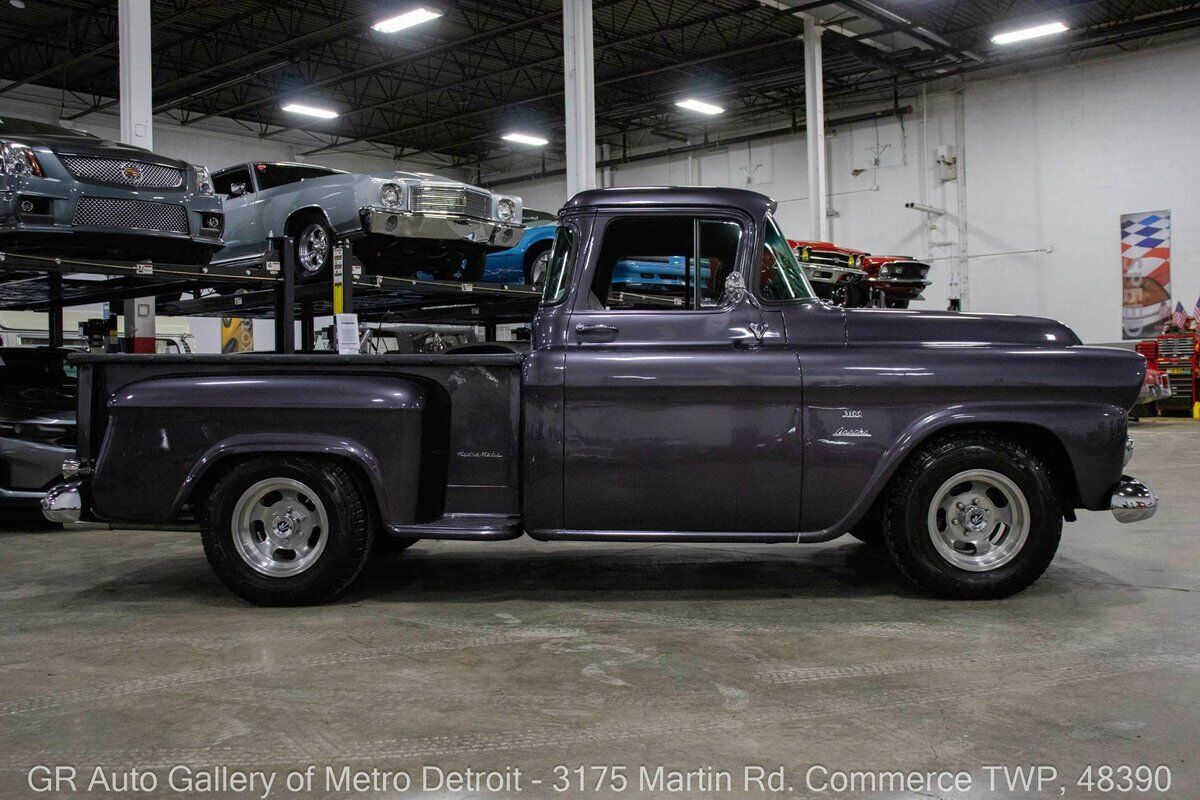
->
<box><xmin>501</xmin><ymin>39</ymin><xmax>1200</xmax><ymax>343</ymax></box>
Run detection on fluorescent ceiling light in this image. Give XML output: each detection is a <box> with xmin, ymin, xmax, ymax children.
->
<box><xmin>372</xmin><ymin>7</ymin><xmax>442</xmax><ymax>33</ymax></box>
<box><xmin>502</xmin><ymin>132</ymin><xmax>549</xmax><ymax>146</ymax></box>
<box><xmin>281</xmin><ymin>103</ymin><xmax>339</xmax><ymax>119</ymax></box>
<box><xmin>675</xmin><ymin>98</ymin><xmax>724</xmax><ymax>115</ymax></box>
<box><xmin>990</xmin><ymin>21</ymin><xmax>1068</xmax><ymax>45</ymax></box>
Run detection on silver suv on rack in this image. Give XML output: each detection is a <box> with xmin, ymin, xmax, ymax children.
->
<box><xmin>0</xmin><ymin>116</ymin><xmax>224</xmax><ymax>264</ymax></box>
<box><xmin>210</xmin><ymin>161</ymin><xmax>524</xmax><ymax>281</ymax></box>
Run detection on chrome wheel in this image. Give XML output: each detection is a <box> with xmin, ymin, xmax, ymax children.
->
<box><xmin>926</xmin><ymin>469</ymin><xmax>1030</xmax><ymax>572</ymax></box>
<box><xmin>529</xmin><ymin>249</ymin><xmax>551</xmax><ymax>285</ymax></box>
<box><xmin>297</xmin><ymin>223</ymin><xmax>330</xmax><ymax>276</ymax></box>
<box><xmin>231</xmin><ymin>477</ymin><xmax>329</xmax><ymax>577</ymax></box>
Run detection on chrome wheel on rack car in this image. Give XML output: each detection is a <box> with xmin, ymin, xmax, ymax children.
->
<box><xmin>926</xmin><ymin>469</ymin><xmax>1030</xmax><ymax>572</ymax></box>
<box><xmin>297</xmin><ymin>222</ymin><xmax>330</xmax><ymax>277</ymax></box>
<box><xmin>231</xmin><ymin>477</ymin><xmax>330</xmax><ymax>577</ymax></box>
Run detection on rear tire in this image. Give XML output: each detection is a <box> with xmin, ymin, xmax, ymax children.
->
<box><xmin>881</xmin><ymin>433</ymin><xmax>1062</xmax><ymax>599</ymax></box>
<box><xmin>200</xmin><ymin>456</ymin><xmax>374</xmax><ymax>606</ymax></box>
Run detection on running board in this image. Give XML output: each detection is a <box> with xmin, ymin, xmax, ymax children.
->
<box><xmin>385</xmin><ymin>513</ymin><xmax>523</xmax><ymax>540</ymax></box>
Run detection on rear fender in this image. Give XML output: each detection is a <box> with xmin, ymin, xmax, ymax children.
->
<box><xmin>174</xmin><ymin>433</ymin><xmax>385</xmax><ymax>517</ymax></box>
<box><xmin>90</xmin><ymin>374</ymin><xmax>426</xmax><ymax>525</ymax></box>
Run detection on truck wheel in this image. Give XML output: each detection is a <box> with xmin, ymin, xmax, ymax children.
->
<box><xmin>200</xmin><ymin>456</ymin><xmax>374</xmax><ymax>606</ymax></box>
<box><xmin>881</xmin><ymin>433</ymin><xmax>1062</xmax><ymax>599</ymax></box>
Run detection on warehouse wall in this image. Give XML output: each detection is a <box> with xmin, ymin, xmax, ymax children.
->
<box><xmin>504</xmin><ymin>39</ymin><xmax>1200</xmax><ymax>344</ymax></box>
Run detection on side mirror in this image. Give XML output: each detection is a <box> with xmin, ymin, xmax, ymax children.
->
<box><xmin>723</xmin><ymin>271</ymin><xmax>760</xmax><ymax>309</ymax></box>
<box><xmin>228</xmin><ymin>182</ymin><xmax>247</xmax><ymax>198</ymax></box>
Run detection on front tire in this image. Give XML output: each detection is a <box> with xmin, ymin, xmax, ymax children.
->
<box><xmin>200</xmin><ymin>456</ymin><xmax>374</xmax><ymax>606</ymax></box>
<box><xmin>292</xmin><ymin>216</ymin><xmax>334</xmax><ymax>283</ymax></box>
<box><xmin>881</xmin><ymin>433</ymin><xmax>1062</xmax><ymax>599</ymax></box>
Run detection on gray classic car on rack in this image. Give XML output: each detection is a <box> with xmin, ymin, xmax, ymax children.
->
<box><xmin>45</xmin><ymin>187</ymin><xmax>1156</xmax><ymax>607</ymax></box>
<box><xmin>0</xmin><ymin>116</ymin><xmax>224</xmax><ymax>264</ymax></box>
<box><xmin>210</xmin><ymin>162</ymin><xmax>524</xmax><ymax>281</ymax></box>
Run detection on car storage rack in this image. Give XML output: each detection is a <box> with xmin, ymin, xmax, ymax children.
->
<box><xmin>0</xmin><ymin>238</ymin><xmax>543</xmax><ymax>351</ymax></box>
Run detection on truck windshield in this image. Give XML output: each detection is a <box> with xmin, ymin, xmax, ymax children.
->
<box><xmin>760</xmin><ymin>215</ymin><xmax>815</xmax><ymax>301</ymax></box>
<box><xmin>541</xmin><ymin>226</ymin><xmax>575</xmax><ymax>304</ymax></box>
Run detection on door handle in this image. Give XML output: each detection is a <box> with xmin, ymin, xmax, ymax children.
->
<box><xmin>575</xmin><ymin>323</ymin><xmax>619</xmax><ymax>341</ymax></box>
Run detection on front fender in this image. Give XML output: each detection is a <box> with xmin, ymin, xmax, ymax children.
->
<box><xmin>806</xmin><ymin>401</ymin><xmax>1127</xmax><ymax>536</ymax></box>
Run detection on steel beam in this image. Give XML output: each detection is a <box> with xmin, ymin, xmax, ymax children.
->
<box><xmin>803</xmin><ymin>15</ymin><xmax>829</xmax><ymax>241</ymax></box>
<box><xmin>563</xmin><ymin>0</ymin><xmax>597</xmax><ymax>197</ymax></box>
<box><xmin>119</xmin><ymin>0</ymin><xmax>155</xmax><ymax>352</ymax></box>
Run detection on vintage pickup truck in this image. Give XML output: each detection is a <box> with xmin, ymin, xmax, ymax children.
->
<box><xmin>43</xmin><ymin>187</ymin><xmax>1157</xmax><ymax>606</ymax></box>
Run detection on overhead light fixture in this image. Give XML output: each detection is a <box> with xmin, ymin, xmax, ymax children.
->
<box><xmin>675</xmin><ymin>98</ymin><xmax>724</xmax><ymax>116</ymax></box>
<box><xmin>990</xmin><ymin>21</ymin><xmax>1068</xmax><ymax>45</ymax></box>
<box><xmin>502</xmin><ymin>132</ymin><xmax>549</xmax><ymax>146</ymax></box>
<box><xmin>372</xmin><ymin>6</ymin><xmax>442</xmax><ymax>34</ymax></box>
<box><xmin>281</xmin><ymin>103</ymin><xmax>339</xmax><ymax>119</ymax></box>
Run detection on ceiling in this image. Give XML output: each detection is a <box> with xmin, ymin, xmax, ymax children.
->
<box><xmin>1</xmin><ymin>0</ymin><xmax>1197</xmax><ymax>180</ymax></box>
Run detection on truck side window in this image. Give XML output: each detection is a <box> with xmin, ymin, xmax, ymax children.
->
<box><xmin>590</xmin><ymin>217</ymin><xmax>742</xmax><ymax>311</ymax></box>
<box><xmin>541</xmin><ymin>226</ymin><xmax>576</xmax><ymax>304</ymax></box>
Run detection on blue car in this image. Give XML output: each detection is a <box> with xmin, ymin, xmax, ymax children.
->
<box><xmin>612</xmin><ymin>255</ymin><xmax>714</xmax><ymax>291</ymax></box>
<box><xmin>483</xmin><ymin>209</ymin><xmax>557</xmax><ymax>284</ymax></box>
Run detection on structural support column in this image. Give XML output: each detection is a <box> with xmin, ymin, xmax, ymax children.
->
<box><xmin>119</xmin><ymin>0</ymin><xmax>156</xmax><ymax>351</ymax></box>
<box><xmin>803</xmin><ymin>15</ymin><xmax>829</xmax><ymax>241</ymax></box>
<box><xmin>563</xmin><ymin>0</ymin><xmax>596</xmax><ymax>199</ymax></box>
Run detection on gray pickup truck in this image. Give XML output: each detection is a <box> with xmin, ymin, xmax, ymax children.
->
<box><xmin>43</xmin><ymin>187</ymin><xmax>1157</xmax><ymax>606</ymax></box>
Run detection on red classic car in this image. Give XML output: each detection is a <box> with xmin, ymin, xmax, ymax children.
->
<box><xmin>788</xmin><ymin>239</ymin><xmax>867</xmax><ymax>305</ymax></box>
<box><xmin>860</xmin><ymin>255</ymin><xmax>933</xmax><ymax>309</ymax></box>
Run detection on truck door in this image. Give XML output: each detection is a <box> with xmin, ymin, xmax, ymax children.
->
<box><xmin>561</xmin><ymin>212</ymin><xmax>803</xmax><ymax>533</ymax></box>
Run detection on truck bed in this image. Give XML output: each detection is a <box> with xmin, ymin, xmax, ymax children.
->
<box><xmin>72</xmin><ymin>353</ymin><xmax>525</xmax><ymax>535</ymax></box>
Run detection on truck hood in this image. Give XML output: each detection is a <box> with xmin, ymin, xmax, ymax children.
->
<box><xmin>845</xmin><ymin>307</ymin><xmax>1082</xmax><ymax>347</ymax></box>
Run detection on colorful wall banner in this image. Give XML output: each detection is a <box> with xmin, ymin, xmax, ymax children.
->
<box><xmin>1121</xmin><ymin>210</ymin><xmax>1171</xmax><ymax>339</ymax></box>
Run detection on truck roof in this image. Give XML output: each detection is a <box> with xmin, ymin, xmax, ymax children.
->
<box><xmin>561</xmin><ymin>186</ymin><xmax>776</xmax><ymax>216</ymax></box>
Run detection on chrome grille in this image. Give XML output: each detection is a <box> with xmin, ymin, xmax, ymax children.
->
<box><xmin>806</xmin><ymin>251</ymin><xmax>852</xmax><ymax>269</ymax></box>
<box><xmin>411</xmin><ymin>186</ymin><xmax>491</xmax><ymax>219</ymax></box>
<box><xmin>73</xmin><ymin>197</ymin><xmax>189</xmax><ymax>234</ymax></box>
<box><xmin>60</xmin><ymin>156</ymin><xmax>184</xmax><ymax>189</ymax></box>
<box><xmin>1158</xmin><ymin>336</ymin><xmax>1195</xmax><ymax>359</ymax></box>
<box><xmin>880</xmin><ymin>261</ymin><xmax>930</xmax><ymax>279</ymax></box>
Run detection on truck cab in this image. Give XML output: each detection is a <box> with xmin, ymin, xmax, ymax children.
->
<box><xmin>44</xmin><ymin>187</ymin><xmax>1158</xmax><ymax>606</ymax></box>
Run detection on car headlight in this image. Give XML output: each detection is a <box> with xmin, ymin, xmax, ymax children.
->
<box><xmin>381</xmin><ymin>183</ymin><xmax>402</xmax><ymax>208</ymax></box>
<box><xmin>801</xmin><ymin>247</ymin><xmax>810</xmax><ymax>262</ymax></box>
<box><xmin>496</xmin><ymin>198</ymin><xmax>516</xmax><ymax>222</ymax></box>
<box><xmin>880</xmin><ymin>265</ymin><xmax>892</xmax><ymax>277</ymax></box>
<box><xmin>0</xmin><ymin>142</ymin><xmax>44</xmax><ymax>177</ymax></box>
<box><xmin>194</xmin><ymin>165</ymin><xmax>214</xmax><ymax>195</ymax></box>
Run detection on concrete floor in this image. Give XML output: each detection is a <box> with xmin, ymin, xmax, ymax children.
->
<box><xmin>1</xmin><ymin>418</ymin><xmax>1197</xmax><ymax>799</ymax></box>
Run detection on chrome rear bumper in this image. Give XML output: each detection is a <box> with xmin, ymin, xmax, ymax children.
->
<box><xmin>41</xmin><ymin>482</ymin><xmax>82</xmax><ymax>524</ymax></box>
<box><xmin>1111</xmin><ymin>475</ymin><xmax>1157</xmax><ymax>523</ymax></box>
